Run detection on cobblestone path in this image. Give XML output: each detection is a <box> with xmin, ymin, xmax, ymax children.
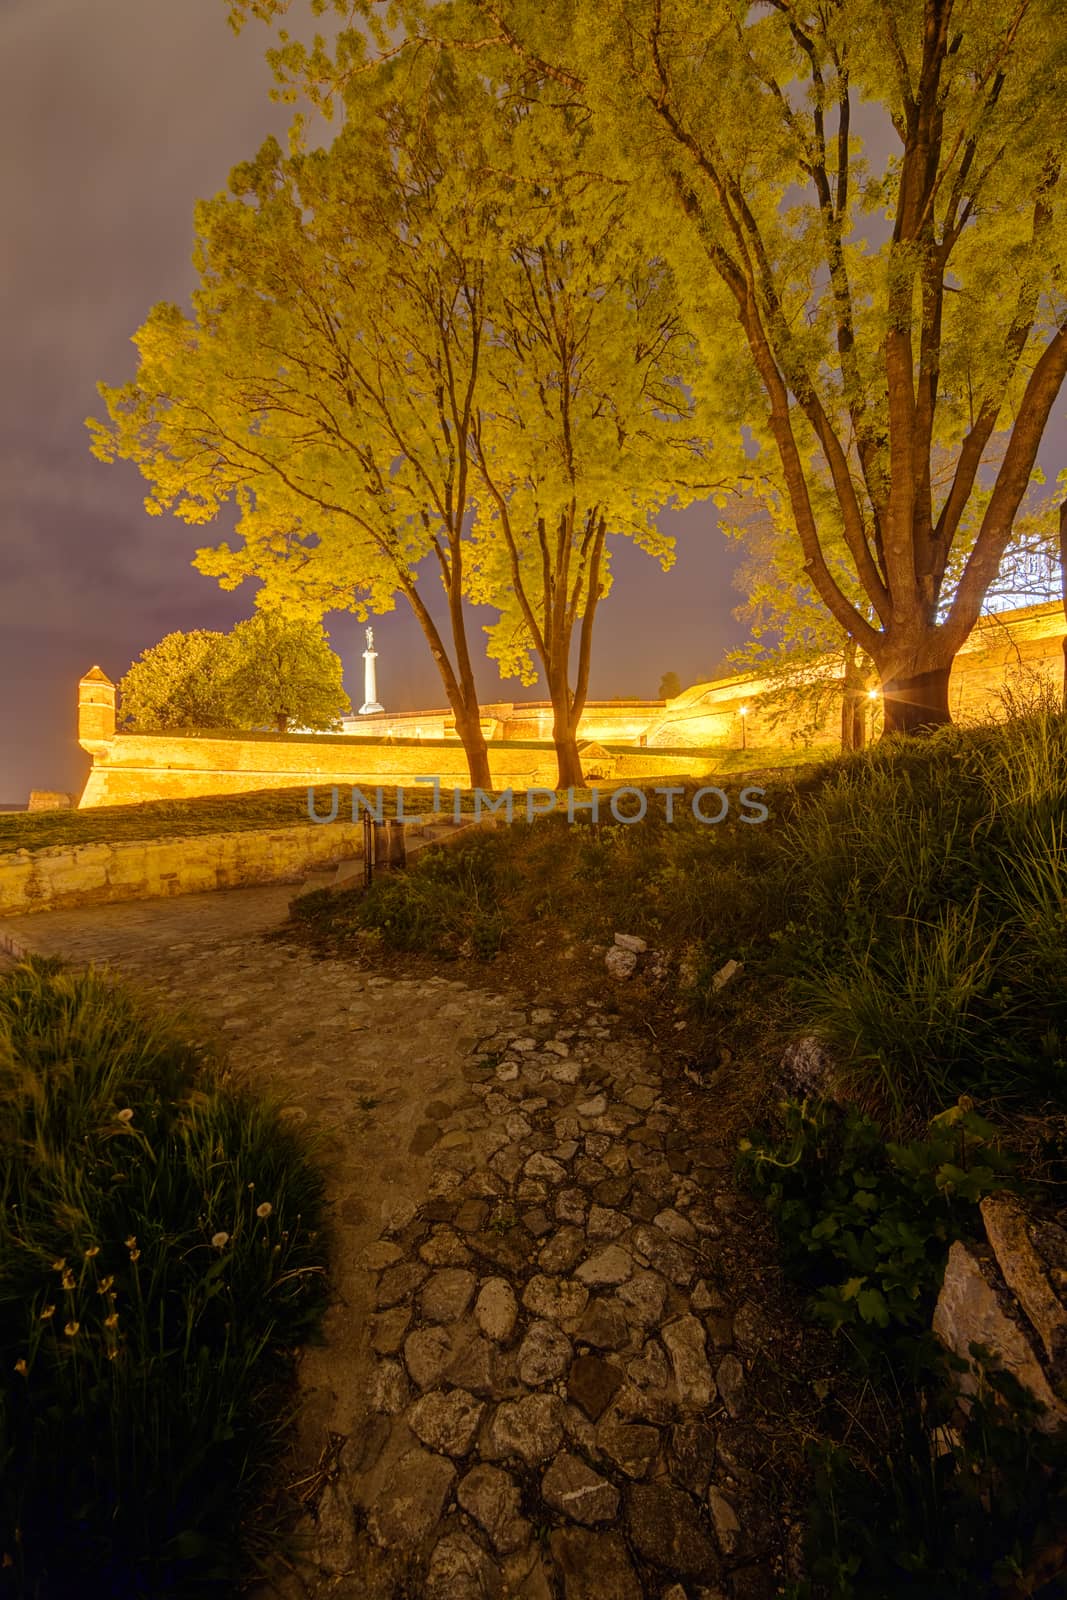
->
<box><xmin>1</xmin><ymin>888</ymin><xmax>797</xmax><ymax>1600</ymax></box>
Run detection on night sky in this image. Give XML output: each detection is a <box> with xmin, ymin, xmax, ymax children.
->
<box><xmin>2</xmin><ymin>1</ymin><xmax>1062</xmax><ymax>804</ymax></box>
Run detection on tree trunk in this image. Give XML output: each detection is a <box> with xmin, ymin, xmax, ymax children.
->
<box><xmin>881</xmin><ymin>665</ymin><xmax>953</xmax><ymax>735</ymax></box>
<box><xmin>553</xmin><ymin>730</ymin><xmax>585</xmax><ymax>789</ymax></box>
<box><xmin>453</xmin><ymin>708</ymin><xmax>492</xmax><ymax>792</ymax></box>
<box><xmin>275</xmin><ymin>713</ymin><xmax>288</xmax><ymax>733</ymax></box>
<box><xmin>840</xmin><ymin>689</ymin><xmax>867</xmax><ymax>751</ymax></box>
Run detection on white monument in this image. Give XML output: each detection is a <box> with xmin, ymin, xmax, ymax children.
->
<box><xmin>359</xmin><ymin>625</ymin><xmax>384</xmax><ymax>715</ymax></box>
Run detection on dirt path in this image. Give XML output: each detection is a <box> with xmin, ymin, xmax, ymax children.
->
<box><xmin>1</xmin><ymin>887</ymin><xmax>804</xmax><ymax>1600</ymax></box>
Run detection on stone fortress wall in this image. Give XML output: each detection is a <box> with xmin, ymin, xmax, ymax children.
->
<box><xmin>74</xmin><ymin>601</ymin><xmax>1066</xmax><ymax>808</ymax></box>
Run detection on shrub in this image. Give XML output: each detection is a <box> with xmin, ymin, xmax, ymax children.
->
<box><xmin>0</xmin><ymin>959</ymin><xmax>330</xmax><ymax>1597</ymax></box>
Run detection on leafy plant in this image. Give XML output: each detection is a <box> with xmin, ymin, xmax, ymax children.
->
<box><xmin>738</xmin><ymin>1098</ymin><xmax>1014</xmax><ymax>1355</ymax></box>
<box><xmin>0</xmin><ymin>958</ymin><xmax>330</xmax><ymax>1597</ymax></box>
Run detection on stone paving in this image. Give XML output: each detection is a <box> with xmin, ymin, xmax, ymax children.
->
<box><xmin>0</xmin><ymin>885</ymin><xmax>795</xmax><ymax>1600</ymax></box>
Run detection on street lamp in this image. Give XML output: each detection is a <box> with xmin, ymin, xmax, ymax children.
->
<box><xmin>739</xmin><ymin>705</ymin><xmax>748</xmax><ymax>751</ymax></box>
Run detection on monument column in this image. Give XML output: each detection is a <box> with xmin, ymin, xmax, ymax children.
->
<box><xmin>359</xmin><ymin>626</ymin><xmax>384</xmax><ymax>715</ymax></box>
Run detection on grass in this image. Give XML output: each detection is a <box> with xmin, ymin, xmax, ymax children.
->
<box><xmin>0</xmin><ymin>785</ymin><xmax>448</xmax><ymax>855</ymax></box>
<box><xmin>0</xmin><ymin>957</ymin><xmax>331</xmax><ymax>1598</ymax></box>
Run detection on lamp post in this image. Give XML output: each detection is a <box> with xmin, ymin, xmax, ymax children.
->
<box><xmin>739</xmin><ymin>705</ymin><xmax>748</xmax><ymax>751</ymax></box>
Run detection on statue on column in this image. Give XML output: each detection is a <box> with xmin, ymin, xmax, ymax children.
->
<box><xmin>359</xmin><ymin>625</ymin><xmax>384</xmax><ymax>714</ymax></box>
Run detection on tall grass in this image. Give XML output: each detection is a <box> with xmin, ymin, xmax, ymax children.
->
<box><xmin>0</xmin><ymin>959</ymin><xmax>330</xmax><ymax>1598</ymax></box>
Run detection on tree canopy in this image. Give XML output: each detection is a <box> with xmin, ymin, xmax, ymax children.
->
<box><xmin>227</xmin><ymin>0</ymin><xmax>1067</xmax><ymax>735</ymax></box>
<box><xmin>118</xmin><ymin>616</ymin><xmax>350</xmax><ymax>733</ymax></box>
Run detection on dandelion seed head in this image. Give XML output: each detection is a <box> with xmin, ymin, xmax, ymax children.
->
<box><xmin>256</xmin><ymin>1202</ymin><xmax>273</xmax><ymax>1219</ymax></box>
<box><xmin>115</xmin><ymin>1109</ymin><xmax>134</xmax><ymax>1124</ymax></box>
<box><xmin>211</xmin><ymin>1232</ymin><xmax>229</xmax><ymax>1250</ymax></box>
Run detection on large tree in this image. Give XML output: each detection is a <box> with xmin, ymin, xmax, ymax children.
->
<box><xmin>118</xmin><ymin>629</ymin><xmax>233</xmax><ymax>731</ymax></box>
<box><xmin>229</xmin><ymin>0</ymin><xmax>1067</xmax><ymax>735</ymax></box>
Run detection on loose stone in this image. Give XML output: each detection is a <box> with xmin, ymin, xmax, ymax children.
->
<box><xmin>458</xmin><ymin>1464</ymin><xmax>530</xmax><ymax>1554</ymax></box>
<box><xmin>717</xmin><ymin>1353</ymin><xmax>746</xmax><ymax>1417</ymax></box>
<box><xmin>708</xmin><ymin>1485</ymin><xmax>742</xmax><ymax>1555</ymax></box>
<box><xmin>662</xmin><ymin>1315</ymin><xmax>715</xmax><ymax>1408</ymax></box>
<box><xmin>555</xmin><ymin>1188</ymin><xmax>589</xmax><ymax>1226</ymax></box>
<box><xmin>419</xmin><ymin>1229</ymin><xmax>474</xmax><ymax>1266</ymax></box>
<box><xmin>474</xmin><ymin>1277</ymin><xmax>518</xmax><ymax>1343</ymax></box>
<box><xmin>653</xmin><ymin>1207</ymin><xmax>699</xmax><ymax>1245</ymax></box>
<box><xmin>548</xmin><ymin>1528</ymin><xmax>643</xmax><ymax>1600</ymax></box>
<box><xmin>376</xmin><ymin>1261</ymin><xmax>430</xmax><ymax>1308</ymax></box>
<box><xmin>370</xmin><ymin>1305</ymin><xmax>412</xmax><ymax>1356</ymax></box>
<box><xmin>484</xmin><ymin>1393</ymin><xmax>565</xmax><ymax>1465</ymax></box>
<box><xmin>596</xmin><ymin>1416</ymin><xmax>661</xmax><ymax>1479</ymax></box>
<box><xmin>576</xmin><ymin>1245</ymin><xmax>633</xmax><ymax>1288</ymax></box>
<box><xmin>538</xmin><ymin>1227</ymin><xmax>586</xmax><ymax>1275</ymax></box>
<box><xmin>408</xmin><ymin>1388</ymin><xmax>485</xmax><ymax>1456</ymax></box>
<box><xmin>615</xmin><ymin>1269</ymin><xmax>668</xmax><ymax>1330</ymax></box>
<box><xmin>366</xmin><ymin>1446</ymin><xmax>456</xmax><ymax>1549</ymax></box>
<box><xmin>626</xmin><ymin>1482</ymin><xmax>721</xmax><ymax>1580</ymax></box>
<box><xmin>567</xmin><ymin>1354</ymin><xmax>625</xmax><ymax>1421</ymax></box>
<box><xmin>422</xmin><ymin>1268</ymin><xmax>478</xmax><ymax>1324</ymax></box>
<box><xmin>575</xmin><ymin>1297</ymin><xmax>631</xmax><ymax>1351</ymax></box>
<box><xmin>425</xmin><ymin>1530</ymin><xmax>504</xmax><ymax>1600</ymax></box>
<box><xmin>576</xmin><ymin>1094</ymin><xmax>608</xmax><ymax>1118</ymax></box>
<box><xmin>586</xmin><ymin>1204</ymin><xmax>629</xmax><ymax>1240</ymax></box>
<box><xmin>523</xmin><ymin>1274</ymin><xmax>590</xmax><ymax>1324</ymax></box>
<box><xmin>370</xmin><ymin>1359</ymin><xmax>409</xmax><ymax>1414</ymax></box>
<box><xmin>524</xmin><ymin>1152</ymin><xmax>567</xmax><ymax>1183</ymax></box>
<box><xmin>517</xmin><ymin>1319</ymin><xmax>573</xmax><ymax>1386</ymax></box>
<box><xmin>668</xmin><ymin>1421</ymin><xmax>716</xmax><ymax>1496</ymax></box>
<box><xmin>541</xmin><ymin>1451</ymin><xmax>620</xmax><ymax>1526</ymax></box>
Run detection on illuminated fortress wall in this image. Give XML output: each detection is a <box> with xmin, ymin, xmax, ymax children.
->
<box><xmin>75</xmin><ymin>602</ymin><xmax>1065</xmax><ymax>808</ymax></box>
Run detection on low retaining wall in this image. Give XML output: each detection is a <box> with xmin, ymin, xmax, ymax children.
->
<box><xmin>0</xmin><ymin>821</ymin><xmax>365</xmax><ymax>918</ymax></box>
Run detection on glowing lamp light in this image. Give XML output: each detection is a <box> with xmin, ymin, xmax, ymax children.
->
<box><xmin>738</xmin><ymin>704</ymin><xmax>749</xmax><ymax>751</ymax></box>
<box><xmin>867</xmin><ymin>688</ymin><xmax>879</xmax><ymax>700</ymax></box>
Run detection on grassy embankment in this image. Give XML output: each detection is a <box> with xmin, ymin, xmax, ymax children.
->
<box><xmin>0</xmin><ymin>960</ymin><xmax>331</xmax><ymax>1597</ymax></box>
<box><xmin>292</xmin><ymin>707</ymin><xmax>1067</xmax><ymax>1598</ymax></box>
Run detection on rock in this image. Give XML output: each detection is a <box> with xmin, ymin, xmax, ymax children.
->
<box><xmin>623</xmin><ymin>1084</ymin><xmax>658</xmax><ymax>1110</ymax></box>
<box><xmin>518</xmin><ymin>1320</ymin><xmax>573</xmax><ymax>1386</ymax></box>
<box><xmin>626</xmin><ymin>1482</ymin><xmax>720</xmax><ymax>1579</ymax></box>
<box><xmin>629</xmin><ymin>1223</ymin><xmax>697</xmax><ymax>1286</ymax></box>
<box><xmin>426</xmin><ymin>1530</ymin><xmax>503</xmax><ymax>1600</ymax></box>
<box><xmin>420</xmin><ymin>1229</ymin><xmax>474</xmax><ymax>1267</ymax></box>
<box><xmin>981</xmin><ymin>1193</ymin><xmax>1067</xmax><ymax>1371</ymax></box>
<box><xmin>605</xmin><ymin>947</ymin><xmax>638</xmax><ymax>979</ymax></box>
<box><xmin>525</xmin><ymin>1152</ymin><xmax>567</xmax><ymax>1183</ymax></box>
<box><xmin>614</xmin><ymin>933</ymin><xmax>648</xmax><ymax>954</ymax></box>
<box><xmin>668</xmin><ymin>1421</ymin><xmax>716</xmax><ymax>1496</ymax></box>
<box><xmin>548</xmin><ymin>1528</ymin><xmax>643</xmax><ymax>1600</ymax></box>
<box><xmin>576</xmin><ymin>1246</ymin><xmax>633</xmax><ymax>1288</ymax></box>
<box><xmin>523</xmin><ymin>1274</ymin><xmax>590</xmax><ymax>1323</ymax></box>
<box><xmin>542</xmin><ymin>1452</ymin><xmax>620</xmax><ymax>1526</ymax></box>
<box><xmin>711</xmin><ymin>959</ymin><xmax>742</xmax><ymax>992</ymax></box>
<box><xmin>456</xmin><ymin>1199</ymin><xmax>490</xmax><ymax>1233</ymax></box>
<box><xmin>381</xmin><ymin>1195</ymin><xmax>418</xmax><ymax>1234</ymax></box>
<box><xmin>475</xmin><ymin>1278</ymin><xmax>519</xmax><ymax>1343</ymax></box>
<box><xmin>449</xmin><ymin>1331</ymin><xmax>498</xmax><ymax>1397</ymax></box>
<box><xmin>405</xmin><ymin>1325</ymin><xmax>457</xmax><ymax>1389</ymax></box>
<box><xmin>370</xmin><ymin>1359</ymin><xmax>410</xmax><ymax>1414</ymax></box>
<box><xmin>933</xmin><ymin>1239</ymin><xmax>1067</xmax><ymax>1431</ymax></box>
<box><xmin>653</xmin><ymin>1208</ymin><xmax>698</xmax><ymax>1245</ymax></box>
<box><xmin>662</xmin><ymin>1316</ymin><xmax>715</xmax><ymax>1408</ymax></box>
<box><xmin>626</xmin><ymin>1338</ymin><xmax>672</xmax><ymax>1397</ymax></box>
<box><xmin>539</xmin><ymin>1227</ymin><xmax>586</xmax><ymax>1274</ymax></box>
<box><xmin>716</xmin><ymin>1353</ymin><xmax>745</xmax><ymax>1418</ymax></box>
<box><xmin>568</xmin><ymin>1354</ymin><xmax>625</xmax><ymax>1421</ymax></box>
<box><xmin>543</xmin><ymin>1039</ymin><xmax>571</xmax><ymax>1058</ymax></box>
<box><xmin>556</xmin><ymin>1188</ymin><xmax>590</xmax><ymax>1226</ymax></box>
<box><xmin>779</xmin><ymin>1035</ymin><xmax>834</xmax><ymax>1095</ymax></box>
<box><xmin>313</xmin><ymin>1478</ymin><xmax>358</xmax><ymax>1572</ymax></box>
<box><xmin>422</xmin><ymin>1268</ymin><xmax>478</xmax><ymax>1323</ymax></box>
<box><xmin>587</xmin><ymin>1205</ymin><xmax>629</xmax><ymax>1240</ymax></box>
<box><xmin>371</xmin><ymin>1305</ymin><xmax>412</xmax><ymax>1355</ymax></box>
<box><xmin>616</xmin><ymin>1270</ymin><xmax>668</xmax><ymax>1329</ymax></box>
<box><xmin>708</xmin><ymin>1486</ymin><xmax>742</xmax><ymax>1555</ymax></box>
<box><xmin>484</xmin><ymin>1393</ymin><xmax>565</xmax><ymax>1465</ymax></box>
<box><xmin>576</xmin><ymin>1094</ymin><xmax>608</xmax><ymax>1118</ymax></box>
<box><xmin>408</xmin><ymin>1389</ymin><xmax>485</xmax><ymax>1456</ymax></box>
<box><xmin>575</xmin><ymin>1297</ymin><xmax>631</xmax><ymax>1351</ymax></box>
<box><xmin>376</xmin><ymin>1261</ymin><xmax>430</xmax><ymax>1308</ymax></box>
<box><xmin>458</xmin><ymin>1464</ymin><xmax>530</xmax><ymax>1554</ymax></box>
<box><xmin>596</xmin><ymin>1414</ymin><xmax>660</xmax><ymax>1479</ymax></box>
<box><xmin>366</xmin><ymin>1445</ymin><xmax>456</xmax><ymax>1549</ymax></box>
<box><xmin>362</xmin><ymin>1240</ymin><xmax>404</xmax><ymax>1271</ymax></box>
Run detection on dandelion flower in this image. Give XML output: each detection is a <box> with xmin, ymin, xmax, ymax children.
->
<box><xmin>61</xmin><ymin>1270</ymin><xmax>76</xmax><ymax>1291</ymax></box>
<box><xmin>115</xmin><ymin>1108</ymin><xmax>134</xmax><ymax>1123</ymax></box>
<box><xmin>64</xmin><ymin>1322</ymin><xmax>80</xmax><ymax>1338</ymax></box>
<box><xmin>14</xmin><ymin>1360</ymin><xmax>27</xmax><ymax>1377</ymax></box>
<box><xmin>97</xmin><ymin>1276</ymin><xmax>115</xmax><ymax>1294</ymax></box>
<box><xmin>39</xmin><ymin>1304</ymin><xmax>55</xmax><ymax>1320</ymax></box>
<box><xmin>51</xmin><ymin>1258</ymin><xmax>66</xmax><ymax>1272</ymax></box>
<box><xmin>107</xmin><ymin>1347</ymin><xmax>119</xmax><ymax>1361</ymax></box>
<box><xmin>256</xmin><ymin>1202</ymin><xmax>273</xmax><ymax>1219</ymax></box>
<box><xmin>104</xmin><ymin>1313</ymin><xmax>119</xmax><ymax>1330</ymax></box>
<box><xmin>124</xmin><ymin>1236</ymin><xmax>137</xmax><ymax>1249</ymax></box>
<box><xmin>128</xmin><ymin>1249</ymin><xmax>140</xmax><ymax>1263</ymax></box>
<box><xmin>247</xmin><ymin>1181</ymin><xmax>255</xmax><ymax>1190</ymax></box>
<box><xmin>211</xmin><ymin>1232</ymin><xmax>229</xmax><ymax>1250</ymax></box>
<box><xmin>84</xmin><ymin>1245</ymin><xmax>100</xmax><ymax>1259</ymax></box>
